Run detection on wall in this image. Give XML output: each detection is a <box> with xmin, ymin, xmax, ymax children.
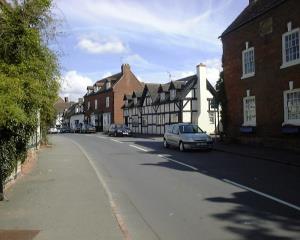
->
<box><xmin>113</xmin><ymin>67</ymin><xmax>143</xmax><ymax>124</ymax></box>
<box><xmin>222</xmin><ymin>0</ymin><xmax>300</xmax><ymax>148</ymax></box>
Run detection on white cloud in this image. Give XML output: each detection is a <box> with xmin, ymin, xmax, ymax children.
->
<box><xmin>78</xmin><ymin>37</ymin><xmax>127</xmax><ymax>54</ymax></box>
<box><xmin>123</xmin><ymin>54</ymin><xmax>156</xmax><ymax>70</ymax></box>
<box><xmin>56</xmin><ymin>0</ymin><xmax>231</xmax><ymax>50</ymax></box>
<box><xmin>60</xmin><ymin>71</ymin><xmax>93</xmax><ymax>101</ymax></box>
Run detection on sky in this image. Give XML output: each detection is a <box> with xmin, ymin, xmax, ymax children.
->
<box><xmin>53</xmin><ymin>0</ymin><xmax>248</xmax><ymax>101</ymax></box>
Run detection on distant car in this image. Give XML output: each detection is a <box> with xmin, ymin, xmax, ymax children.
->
<box><xmin>163</xmin><ymin>123</ymin><xmax>213</xmax><ymax>151</ymax></box>
<box><xmin>108</xmin><ymin>124</ymin><xmax>132</xmax><ymax>137</ymax></box>
<box><xmin>81</xmin><ymin>124</ymin><xmax>96</xmax><ymax>134</ymax></box>
<box><xmin>48</xmin><ymin>127</ymin><xmax>59</xmax><ymax>134</ymax></box>
<box><xmin>60</xmin><ymin>127</ymin><xmax>71</xmax><ymax>133</ymax></box>
<box><xmin>71</xmin><ymin>125</ymin><xmax>81</xmax><ymax>133</ymax></box>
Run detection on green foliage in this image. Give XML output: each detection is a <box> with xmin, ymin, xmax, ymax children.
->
<box><xmin>0</xmin><ymin>0</ymin><xmax>60</xmax><ymax>182</ymax></box>
<box><xmin>216</xmin><ymin>70</ymin><xmax>228</xmax><ymax>135</ymax></box>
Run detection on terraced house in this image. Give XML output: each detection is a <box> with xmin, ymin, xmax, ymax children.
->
<box><xmin>221</xmin><ymin>0</ymin><xmax>300</xmax><ymax>150</ymax></box>
<box><xmin>84</xmin><ymin>64</ymin><xmax>143</xmax><ymax>132</ymax></box>
<box><xmin>123</xmin><ymin>64</ymin><xmax>220</xmax><ymax>135</ymax></box>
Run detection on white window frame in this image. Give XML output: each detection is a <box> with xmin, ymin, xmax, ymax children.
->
<box><xmin>106</xmin><ymin>81</ymin><xmax>111</xmax><ymax>89</ymax></box>
<box><xmin>241</xmin><ymin>46</ymin><xmax>255</xmax><ymax>79</ymax></box>
<box><xmin>283</xmin><ymin>88</ymin><xmax>300</xmax><ymax>125</ymax></box>
<box><xmin>87</xmin><ymin>101</ymin><xmax>90</xmax><ymax>110</ymax></box>
<box><xmin>134</xmin><ymin>98</ymin><xmax>137</xmax><ymax>105</ymax></box>
<box><xmin>95</xmin><ymin>99</ymin><xmax>98</xmax><ymax>110</ymax></box>
<box><xmin>243</xmin><ymin>96</ymin><xmax>256</xmax><ymax>126</ymax></box>
<box><xmin>106</xmin><ymin>97</ymin><xmax>109</xmax><ymax>108</ymax></box>
<box><xmin>160</xmin><ymin>92</ymin><xmax>165</xmax><ymax>101</ymax></box>
<box><xmin>281</xmin><ymin>28</ymin><xmax>300</xmax><ymax>69</ymax></box>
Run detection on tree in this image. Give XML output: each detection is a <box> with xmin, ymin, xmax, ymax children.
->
<box><xmin>0</xmin><ymin>0</ymin><xmax>60</xmax><ymax>200</ymax></box>
<box><xmin>216</xmin><ymin>70</ymin><xmax>228</xmax><ymax>138</ymax></box>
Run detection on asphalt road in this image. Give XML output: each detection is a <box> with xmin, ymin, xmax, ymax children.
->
<box><xmin>63</xmin><ymin>133</ymin><xmax>300</xmax><ymax>240</ymax></box>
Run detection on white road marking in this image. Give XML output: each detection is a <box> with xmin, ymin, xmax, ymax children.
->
<box><xmin>111</xmin><ymin>139</ymin><xmax>123</xmax><ymax>143</ymax></box>
<box><xmin>96</xmin><ymin>135</ymin><xmax>107</xmax><ymax>139</ymax></box>
<box><xmin>69</xmin><ymin>139</ymin><xmax>131</xmax><ymax>240</ymax></box>
<box><xmin>129</xmin><ymin>145</ymin><xmax>148</xmax><ymax>152</ymax></box>
<box><xmin>158</xmin><ymin>154</ymin><xmax>198</xmax><ymax>171</ymax></box>
<box><xmin>223</xmin><ymin>179</ymin><xmax>300</xmax><ymax>211</ymax></box>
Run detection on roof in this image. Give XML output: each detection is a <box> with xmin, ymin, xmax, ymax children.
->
<box><xmin>54</xmin><ymin>98</ymin><xmax>74</xmax><ymax>113</ymax></box>
<box><xmin>85</xmin><ymin>72</ymin><xmax>123</xmax><ymax>96</ymax></box>
<box><xmin>221</xmin><ymin>0</ymin><xmax>286</xmax><ymax>37</ymax></box>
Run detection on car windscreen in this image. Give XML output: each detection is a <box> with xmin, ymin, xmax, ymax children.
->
<box><xmin>179</xmin><ymin>125</ymin><xmax>203</xmax><ymax>134</ymax></box>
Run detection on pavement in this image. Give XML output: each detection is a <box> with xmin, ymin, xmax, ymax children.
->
<box><xmin>213</xmin><ymin>142</ymin><xmax>300</xmax><ymax>167</ymax></box>
<box><xmin>0</xmin><ymin>136</ymin><xmax>123</xmax><ymax>240</ymax></box>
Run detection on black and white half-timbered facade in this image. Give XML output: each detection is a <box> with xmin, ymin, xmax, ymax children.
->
<box><xmin>123</xmin><ymin>64</ymin><xmax>221</xmax><ymax>135</ymax></box>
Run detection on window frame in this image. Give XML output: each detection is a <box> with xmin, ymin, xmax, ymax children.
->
<box><xmin>283</xmin><ymin>88</ymin><xmax>300</xmax><ymax>126</ymax></box>
<box><xmin>281</xmin><ymin>28</ymin><xmax>300</xmax><ymax>69</ymax></box>
<box><xmin>241</xmin><ymin>46</ymin><xmax>255</xmax><ymax>79</ymax></box>
<box><xmin>95</xmin><ymin>99</ymin><xmax>98</xmax><ymax>110</ymax></box>
<box><xmin>106</xmin><ymin>97</ymin><xmax>110</xmax><ymax>108</ymax></box>
<box><xmin>243</xmin><ymin>96</ymin><xmax>256</xmax><ymax>126</ymax></box>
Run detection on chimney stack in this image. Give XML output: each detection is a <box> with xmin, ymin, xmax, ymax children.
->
<box><xmin>64</xmin><ymin>97</ymin><xmax>69</xmax><ymax>103</ymax></box>
<box><xmin>121</xmin><ymin>63</ymin><xmax>130</xmax><ymax>73</ymax></box>
<box><xmin>78</xmin><ymin>98</ymin><xmax>83</xmax><ymax>104</ymax></box>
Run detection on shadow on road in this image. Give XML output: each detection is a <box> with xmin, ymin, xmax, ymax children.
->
<box><xmin>121</xmin><ymin>138</ymin><xmax>300</xmax><ymax>240</ymax></box>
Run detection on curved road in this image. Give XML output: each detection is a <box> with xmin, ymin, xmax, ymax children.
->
<box><xmin>63</xmin><ymin>133</ymin><xmax>300</xmax><ymax>240</ymax></box>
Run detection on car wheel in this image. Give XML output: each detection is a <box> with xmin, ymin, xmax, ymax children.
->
<box><xmin>179</xmin><ymin>142</ymin><xmax>185</xmax><ymax>152</ymax></box>
<box><xmin>163</xmin><ymin>139</ymin><xmax>169</xmax><ymax>148</ymax></box>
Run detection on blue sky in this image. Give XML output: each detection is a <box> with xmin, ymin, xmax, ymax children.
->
<box><xmin>54</xmin><ymin>0</ymin><xmax>248</xmax><ymax>101</ymax></box>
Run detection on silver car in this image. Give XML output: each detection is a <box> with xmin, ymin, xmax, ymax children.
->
<box><xmin>163</xmin><ymin>123</ymin><xmax>213</xmax><ymax>151</ymax></box>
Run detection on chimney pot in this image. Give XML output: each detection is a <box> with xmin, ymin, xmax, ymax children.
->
<box><xmin>64</xmin><ymin>97</ymin><xmax>69</xmax><ymax>102</ymax></box>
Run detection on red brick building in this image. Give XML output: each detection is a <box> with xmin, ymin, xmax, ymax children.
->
<box><xmin>221</xmin><ymin>0</ymin><xmax>300</xmax><ymax>149</ymax></box>
<box><xmin>84</xmin><ymin>64</ymin><xmax>143</xmax><ymax>132</ymax></box>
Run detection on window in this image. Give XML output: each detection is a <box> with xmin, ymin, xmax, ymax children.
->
<box><xmin>172</xmin><ymin>125</ymin><xmax>179</xmax><ymax>134</ymax></box>
<box><xmin>283</xmin><ymin>88</ymin><xmax>300</xmax><ymax>125</ymax></box>
<box><xmin>106</xmin><ymin>81</ymin><xmax>111</xmax><ymax>89</ymax></box>
<box><xmin>132</xmin><ymin>116</ymin><xmax>139</xmax><ymax>127</ymax></box>
<box><xmin>160</xmin><ymin>92</ymin><xmax>165</xmax><ymax>101</ymax></box>
<box><xmin>170</xmin><ymin>89</ymin><xmax>176</xmax><ymax>100</ymax></box>
<box><xmin>87</xmin><ymin>101</ymin><xmax>90</xmax><ymax>110</ymax></box>
<box><xmin>106</xmin><ymin>97</ymin><xmax>109</xmax><ymax>108</ymax></box>
<box><xmin>134</xmin><ymin>98</ymin><xmax>138</xmax><ymax>105</ymax></box>
<box><xmin>209</xmin><ymin>112</ymin><xmax>215</xmax><ymax>124</ymax></box>
<box><xmin>142</xmin><ymin>116</ymin><xmax>147</xmax><ymax>126</ymax></box>
<box><xmin>242</xmin><ymin>46</ymin><xmax>255</xmax><ymax>78</ymax></box>
<box><xmin>95</xmin><ymin>99</ymin><xmax>98</xmax><ymax>110</ymax></box>
<box><xmin>243</xmin><ymin>96</ymin><xmax>256</xmax><ymax>126</ymax></box>
<box><xmin>282</xmin><ymin>27</ymin><xmax>300</xmax><ymax>68</ymax></box>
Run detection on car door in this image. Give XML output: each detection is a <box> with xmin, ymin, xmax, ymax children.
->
<box><xmin>164</xmin><ymin>125</ymin><xmax>173</xmax><ymax>145</ymax></box>
<box><xmin>171</xmin><ymin>125</ymin><xmax>180</xmax><ymax>146</ymax></box>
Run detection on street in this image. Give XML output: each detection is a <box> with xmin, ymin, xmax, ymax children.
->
<box><xmin>62</xmin><ymin>133</ymin><xmax>299</xmax><ymax>240</ymax></box>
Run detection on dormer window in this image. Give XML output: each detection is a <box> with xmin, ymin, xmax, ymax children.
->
<box><xmin>170</xmin><ymin>89</ymin><xmax>176</xmax><ymax>100</ymax></box>
<box><xmin>134</xmin><ymin>98</ymin><xmax>138</xmax><ymax>105</ymax></box>
<box><xmin>106</xmin><ymin>81</ymin><xmax>111</xmax><ymax>89</ymax></box>
<box><xmin>125</xmin><ymin>100</ymin><xmax>128</xmax><ymax>106</ymax></box>
<box><xmin>160</xmin><ymin>92</ymin><xmax>165</xmax><ymax>101</ymax></box>
<box><xmin>94</xmin><ymin>86</ymin><xmax>97</xmax><ymax>92</ymax></box>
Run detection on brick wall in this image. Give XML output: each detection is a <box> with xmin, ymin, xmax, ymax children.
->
<box><xmin>113</xmin><ymin>66</ymin><xmax>143</xmax><ymax>124</ymax></box>
<box><xmin>222</xmin><ymin>0</ymin><xmax>300</xmax><ymax>148</ymax></box>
